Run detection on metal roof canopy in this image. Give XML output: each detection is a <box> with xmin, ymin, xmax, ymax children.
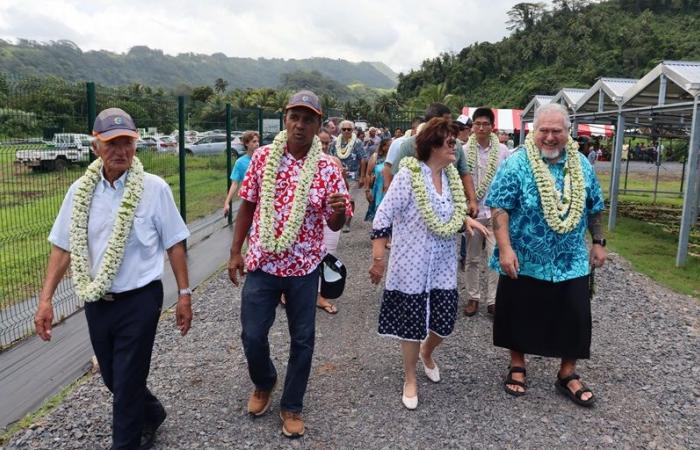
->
<box><xmin>551</xmin><ymin>88</ymin><xmax>588</xmax><ymax>111</ymax></box>
<box><xmin>521</xmin><ymin>61</ymin><xmax>700</xmax><ymax>266</ymax></box>
<box><xmin>575</xmin><ymin>78</ymin><xmax>639</xmax><ymax>113</ymax></box>
<box><xmin>519</xmin><ymin>95</ymin><xmax>553</xmax><ymax>143</ymax></box>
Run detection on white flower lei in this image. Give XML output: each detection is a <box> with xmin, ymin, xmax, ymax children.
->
<box><xmin>69</xmin><ymin>157</ymin><xmax>145</xmax><ymax>302</ymax></box>
<box><xmin>466</xmin><ymin>132</ymin><xmax>501</xmax><ymax>200</ymax></box>
<box><xmin>335</xmin><ymin>133</ymin><xmax>357</xmax><ymax>159</ymax></box>
<box><xmin>399</xmin><ymin>156</ymin><xmax>467</xmax><ymax>238</ymax></box>
<box><xmin>259</xmin><ymin>130</ymin><xmax>322</xmax><ymax>253</ymax></box>
<box><xmin>525</xmin><ymin>133</ymin><xmax>586</xmax><ymax>234</ymax></box>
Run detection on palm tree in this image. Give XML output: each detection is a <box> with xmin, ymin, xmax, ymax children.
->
<box><xmin>214</xmin><ymin>78</ymin><xmax>229</xmax><ymax>94</ymax></box>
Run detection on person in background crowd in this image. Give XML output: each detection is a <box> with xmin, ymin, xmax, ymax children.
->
<box><xmin>35</xmin><ymin>107</ymin><xmax>192</xmax><ymax>450</ymax></box>
<box><xmin>364</xmin><ymin>137</ymin><xmax>391</xmax><ymax>222</ymax></box>
<box><xmin>487</xmin><ymin>103</ymin><xmax>605</xmax><ymax>407</ymax></box>
<box><xmin>329</xmin><ymin>120</ymin><xmax>368</xmax><ymax>233</ymax></box>
<box><xmin>462</xmin><ymin>107</ymin><xmax>510</xmax><ymax>317</ymax></box>
<box><xmin>394</xmin><ymin>127</ymin><xmax>403</xmax><ymax>139</ymax></box>
<box><xmin>224</xmin><ymin>131</ymin><xmax>260</xmax><ymax>217</ymax></box>
<box><xmin>455</xmin><ymin>114</ymin><xmax>473</xmax><ymax>148</ymax></box>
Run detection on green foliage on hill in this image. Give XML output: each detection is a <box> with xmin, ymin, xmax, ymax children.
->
<box><xmin>0</xmin><ymin>40</ymin><xmax>398</xmax><ymax>90</ymax></box>
<box><xmin>397</xmin><ymin>0</ymin><xmax>700</xmax><ymax>108</ymax></box>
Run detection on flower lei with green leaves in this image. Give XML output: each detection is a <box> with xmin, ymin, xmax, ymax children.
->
<box><xmin>399</xmin><ymin>156</ymin><xmax>467</xmax><ymax>238</ymax></box>
<box><xmin>259</xmin><ymin>130</ymin><xmax>322</xmax><ymax>253</ymax></box>
<box><xmin>69</xmin><ymin>156</ymin><xmax>145</xmax><ymax>302</ymax></box>
<box><xmin>466</xmin><ymin>132</ymin><xmax>501</xmax><ymax>200</ymax></box>
<box><xmin>335</xmin><ymin>133</ymin><xmax>357</xmax><ymax>159</ymax></box>
<box><xmin>525</xmin><ymin>133</ymin><xmax>586</xmax><ymax>234</ymax></box>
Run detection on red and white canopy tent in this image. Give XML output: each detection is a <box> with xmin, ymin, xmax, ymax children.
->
<box><xmin>461</xmin><ymin>107</ymin><xmax>614</xmax><ymax>137</ymax></box>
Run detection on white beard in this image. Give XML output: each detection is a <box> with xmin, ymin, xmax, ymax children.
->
<box><xmin>540</xmin><ymin>148</ymin><xmax>562</xmax><ymax>160</ymax></box>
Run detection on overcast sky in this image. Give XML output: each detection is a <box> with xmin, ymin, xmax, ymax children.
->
<box><xmin>0</xmin><ymin>0</ymin><xmax>541</xmax><ymax>75</ymax></box>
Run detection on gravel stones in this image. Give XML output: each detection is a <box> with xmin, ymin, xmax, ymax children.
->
<box><xmin>3</xmin><ymin>198</ymin><xmax>698</xmax><ymax>449</ymax></box>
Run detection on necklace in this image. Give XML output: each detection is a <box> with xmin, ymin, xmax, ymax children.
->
<box><xmin>525</xmin><ymin>134</ymin><xmax>586</xmax><ymax>234</ymax></box>
<box><xmin>259</xmin><ymin>130</ymin><xmax>322</xmax><ymax>253</ymax></box>
<box><xmin>466</xmin><ymin>133</ymin><xmax>501</xmax><ymax>200</ymax></box>
<box><xmin>335</xmin><ymin>134</ymin><xmax>357</xmax><ymax>159</ymax></box>
<box><xmin>399</xmin><ymin>157</ymin><xmax>467</xmax><ymax>238</ymax></box>
<box><xmin>69</xmin><ymin>157</ymin><xmax>145</xmax><ymax>302</ymax></box>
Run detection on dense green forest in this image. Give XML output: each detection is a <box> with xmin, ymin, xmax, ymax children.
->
<box><xmin>0</xmin><ymin>41</ymin><xmax>397</xmax><ymax>90</ymax></box>
<box><xmin>397</xmin><ymin>0</ymin><xmax>700</xmax><ymax>107</ymax></box>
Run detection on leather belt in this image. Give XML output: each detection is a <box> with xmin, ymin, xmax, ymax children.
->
<box><xmin>101</xmin><ymin>280</ymin><xmax>161</xmax><ymax>302</ymax></box>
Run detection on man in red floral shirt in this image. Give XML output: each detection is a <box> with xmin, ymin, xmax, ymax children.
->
<box><xmin>228</xmin><ymin>90</ymin><xmax>351</xmax><ymax>438</ymax></box>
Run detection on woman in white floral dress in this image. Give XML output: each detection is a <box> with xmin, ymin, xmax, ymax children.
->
<box><xmin>369</xmin><ymin>118</ymin><xmax>489</xmax><ymax>409</ymax></box>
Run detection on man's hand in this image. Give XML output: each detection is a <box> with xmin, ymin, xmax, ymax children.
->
<box><xmin>176</xmin><ymin>296</ymin><xmax>192</xmax><ymax>336</ymax></box>
<box><xmin>499</xmin><ymin>246</ymin><xmax>519</xmax><ymax>279</ymax></box>
<box><xmin>35</xmin><ymin>300</ymin><xmax>54</xmax><ymax>341</ymax></box>
<box><xmin>328</xmin><ymin>192</ymin><xmax>347</xmax><ymax>216</ymax></box>
<box><xmin>228</xmin><ymin>253</ymin><xmax>246</xmax><ymax>286</ymax></box>
<box><xmin>468</xmin><ymin>199</ymin><xmax>479</xmax><ymax>218</ymax></box>
<box><xmin>369</xmin><ymin>259</ymin><xmax>386</xmax><ymax>285</ymax></box>
<box><xmin>589</xmin><ymin>244</ymin><xmax>607</xmax><ymax>268</ymax></box>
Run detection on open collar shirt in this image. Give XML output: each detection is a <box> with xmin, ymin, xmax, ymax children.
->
<box><xmin>485</xmin><ymin>148</ymin><xmax>604</xmax><ymax>282</ymax></box>
<box><xmin>49</xmin><ymin>168</ymin><xmax>190</xmax><ymax>293</ymax></box>
<box><xmin>239</xmin><ymin>144</ymin><xmax>352</xmax><ymax>277</ymax></box>
<box><xmin>468</xmin><ymin>141</ymin><xmax>510</xmax><ymax>220</ymax></box>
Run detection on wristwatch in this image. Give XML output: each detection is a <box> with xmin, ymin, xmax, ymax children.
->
<box><xmin>592</xmin><ymin>238</ymin><xmax>606</xmax><ymax>247</ymax></box>
<box><xmin>178</xmin><ymin>287</ymin><xmax>193</xmax><ymax>296</ymax></box>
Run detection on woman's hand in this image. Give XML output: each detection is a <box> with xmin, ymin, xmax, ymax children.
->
<box><xmin>369</xmin><ymin>258</ymin><xmax>385</xmax><ymax>284</ymax></box>
<box><xmin>465</xmin><ymin>217</ymin><xmax>491</xmax><ymax>239</ymax></box>
<box><xmin>365</xmin><ymin>190</ymin><xmax>374</xmax><ymax>203</ymax></box>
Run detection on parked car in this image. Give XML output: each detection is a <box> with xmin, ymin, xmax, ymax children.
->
<box><xmin>185</xmin><ymin>134</ymin><xmax>244</xmax><ymax>156</ymax></box>
<box><xmin>137</xmin><ymin>136</ymin><xmax>176</xmax><ymax>152</ymax></box>
<box><xmin>15</xmin><ymin>133</ymin><xmax>92</xmax><ymax>171</ymax></box>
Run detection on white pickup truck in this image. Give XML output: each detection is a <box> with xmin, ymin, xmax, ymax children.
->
<box><xmin>15</xmin><ymin>133</ymin><xmax>93</xmax><ymax>171</ymax></box>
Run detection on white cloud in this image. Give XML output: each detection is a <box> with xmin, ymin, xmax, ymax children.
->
<box><xmin>0</xmin><ymin>0</ymin><xmax>535</xmax><ymax>74</ymax></box>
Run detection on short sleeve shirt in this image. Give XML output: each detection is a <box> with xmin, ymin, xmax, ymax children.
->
<box><xmin>239</xmin><ymin>144</ymin><xmax>352</xmax><ymax>277</ymax></box>
<box><xmin>485</xmin><ymin>149</ymin><xmax>604</xmax><ymax>282</ymax></box>
<box><xmin>389</xmin><ymin>135</ymin><xmax>469</xmax><ymax>176</ymax></box>
<box><xmin>49</xmin><ymin>171</ymin><xmax>190</xmax><ymax>293</ymax></box>
<box><xmin>329</xmin><ymin>138</ymin><xmax>367</xmax><ymax>175</ymax></box>
<box><xmin>230</xmin><ymin>154</ymin><xmax>252</xmax><ymax>182</ymax></box>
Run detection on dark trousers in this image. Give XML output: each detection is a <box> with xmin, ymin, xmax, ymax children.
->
<box><xmin>240</xmin><ymin>267</ymin><xmax>319</xmax><ymax>413</ymax></box>
<box><xmin>84</xmin><ymin>281</ymin><xmax>164</xmax><ymax>450</ymax></box>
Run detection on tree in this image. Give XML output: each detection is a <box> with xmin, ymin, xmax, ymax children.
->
<box><xmin>214</xmin><ymin>78</ymin><xmax>229</xmax><ymax>94</ymax></box>
<box><xmin>506</xmin><ymin>2</ymin><xmax>545</xmax><ymax>31</ymax></box>
<box><xmin>191</xmin><ymin>86</ymin><xmax>214</xmax><ymax>103</ymax></box>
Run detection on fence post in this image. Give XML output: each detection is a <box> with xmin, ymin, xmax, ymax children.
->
<box><xmin>86</xmin><ymin>82</ymin><xmax>96</xmax><ymax>161</ymax></box>
<box><xmin>279</xmin><ymin>111</ymin><xmax>284</xmax><ymax>132</ymax></box>
<box><xmin>226</xmin><ymin>103</ymin><xmax>233</xmax><ymax>226</ymax></box>
<box><xmin>178</xmin><ymin>96</ymin><xmax>187</xmax><ymax>241</ymax></box>
<box><xmin>257</xmin><ymin>107</ymin><xmax>263</xmax><ymax>136</ymax></box>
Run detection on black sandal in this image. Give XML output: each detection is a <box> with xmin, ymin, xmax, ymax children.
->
<box><xmin>555</xmin><ymin>373</ymin><xmax>595</xmax><ymax>407</ymax></box>
<box><xmin>504</xmin><ymin>367</ymin><xmax>527</xmax><ymax>397</ymax></box>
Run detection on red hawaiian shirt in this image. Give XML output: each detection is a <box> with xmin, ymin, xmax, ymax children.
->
<box><xmin>239</xmin><ymin>144</ymin><xmax>352</xmax><ymax>277</ymax></box>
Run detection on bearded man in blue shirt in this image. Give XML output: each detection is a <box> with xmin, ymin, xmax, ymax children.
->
<box><xmin>486</xmin><ymin>103</ymin><xmax>607</xmax><ymax>407</ymax></box>
<box><xmin>34</xmin><ymin>108</ymin><xmax>192</xmax><ymax>449</ymax></box>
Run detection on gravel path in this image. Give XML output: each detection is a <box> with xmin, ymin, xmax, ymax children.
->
<box><xmin>4</xmin><ymin>197</ymin><xmax>699</xmax><ymax>449</ymax></box>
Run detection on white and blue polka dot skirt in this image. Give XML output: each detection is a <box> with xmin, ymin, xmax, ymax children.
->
<box><xmin>378</xmin><ymin>289</ymin><xmax>458</xmax><ymax>341</ymax></box>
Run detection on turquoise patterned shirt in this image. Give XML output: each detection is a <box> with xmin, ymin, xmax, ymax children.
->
<box><xmin>485</xmin><ymin>147</ymin><xmax>604</xmax><ymax>282</ymax></box>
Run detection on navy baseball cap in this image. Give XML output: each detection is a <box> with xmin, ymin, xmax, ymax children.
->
<box><xmin>285</xmin><ymin>90</ymin><xmax>322</xmax><ymax>116</ymax></box>
<box><xmin>92</xmin><ymin>108</ymin><xmax>139</xmax><ymax>141</ymax></box>
<box><xmin>319</xmin><ymin>253</ymin><xmax>347</xmax><ymax>300</ymax></box>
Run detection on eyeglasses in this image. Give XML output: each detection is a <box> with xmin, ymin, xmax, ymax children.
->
<box><xmin>341</xmin><ymin>128</ymin><xmax>353</xmax><ymax>132</ymax></box>
<box><xmin>473</xmin><ymin>121</ymin><xmax>492</xmax><ymax>129</ymax></box>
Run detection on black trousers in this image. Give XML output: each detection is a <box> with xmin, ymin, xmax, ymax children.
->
<box><xmin>84</xmin><ymin>280</ymin><xmax>164</xmax><ymax>450</ymax></box>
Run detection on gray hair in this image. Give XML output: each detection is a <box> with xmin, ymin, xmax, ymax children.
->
<box><xmin>533</xmin><ymin>103</ymin><xmax>571</xmax><ymax>130</ymax></box>
<box><xmin>339</xmin><ymin>120</ymin><xmax>354</xmax><ymax>129</ymax></box>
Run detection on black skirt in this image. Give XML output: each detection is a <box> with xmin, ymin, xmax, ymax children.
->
<box><xmin>493</xmin><ymin>274</ymin><xmax>592</xmax><ymax>359</ymax></box>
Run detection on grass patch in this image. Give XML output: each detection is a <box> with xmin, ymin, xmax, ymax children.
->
<box><xmin>605</xmin><ymin>214</ymin><xmax>700</xmax><ymax>299</ymax></box>
<box><xmin>0</xmin><ymin>372</ymin><xmax>91</xmax><ymax>445</ymax></box>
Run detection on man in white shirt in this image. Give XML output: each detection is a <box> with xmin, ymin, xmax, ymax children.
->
<box><xmin>34</xmin><ymin>108</ymin><xmax>192</xmax><ymax>450</ymax></box>
<box><xmin>463</xmin><ymin>107</ymin><xmax>510</xmax><ymax>317</ymax></box>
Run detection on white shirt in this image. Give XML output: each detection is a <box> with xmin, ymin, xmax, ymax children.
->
<box><xmin>49</xmin><ymin>169</ymin><xmax>190</xmax><ymax>293</ymax></box>
<box><xmin>469</xmin><ymin>141</ymin><xmax>510</xmax><ymax>220</ymax></box>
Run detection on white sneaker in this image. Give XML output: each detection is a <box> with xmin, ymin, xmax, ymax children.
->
<box><xmin>402</xmin><ymin>383</ymin><xmax>418</xmax><ymax>410</ymax></box>
<box><xmin>420</xmin><ymin>354</ymin><xmax>441</xmax><ymax>383</ymax></box>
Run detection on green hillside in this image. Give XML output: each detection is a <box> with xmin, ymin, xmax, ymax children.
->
<box><xmin>397</xmin><ymin>0</ymin><xmax>700</xmax><ymax>108</ymax></box>
<box><xmin>0</xmin><ymin>40</ymin><xmax>398</xmax><ymax>90</ymax></box>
